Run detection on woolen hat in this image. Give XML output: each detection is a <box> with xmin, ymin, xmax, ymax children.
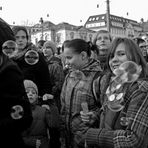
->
<box><xmin>0</xmin><ymin>18</ymin><xmax>15</xmax><ymax>53</ymax></box>
<box><xmin>24</xmin><ymin>80</ymin><xmax>38</xmax><ymax>94</ymax></box>
<box><xmin>43</xmin><ymin>41</ymin><xmax>57</xmax><ymax>54</ymax></box>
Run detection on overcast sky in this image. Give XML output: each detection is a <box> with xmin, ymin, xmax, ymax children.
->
<box><xmin>1</xmin><ymin>0</ymin><xmax>148</xmax><ymax>26</ymax></box>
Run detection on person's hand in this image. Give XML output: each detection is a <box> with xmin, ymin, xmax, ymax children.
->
<box><xmin>80</xmin><ymin>111</ymin><xmax>95</xmax><ymax>124</ymax></box>
<box><xmin>41</xmin><ymin>104</ymin><xmax>50</xmax><ymax>110</ymax></box>
<box><xmin>36</xmin><ymin>139</ymin><xmax>41</xmax><ymax>148</ymax></box>
<box><xmin>43</xmin><ymin>94</ymin><xmax>53</xmax><ymax>100</ymax></box>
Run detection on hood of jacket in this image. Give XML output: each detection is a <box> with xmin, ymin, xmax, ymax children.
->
<box><xmin>68</xmin><ymin>58</ymin><xmax>102</xmax><ymax>81</ymax></box>
<box><xmin>72</xmin><ymin>58</ymin><xmax>102</xmax><ymax>74</ymax></box>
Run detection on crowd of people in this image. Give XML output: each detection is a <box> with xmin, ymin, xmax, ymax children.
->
<box><xmin>1</xmin><ymin>17</ymin><xmax>148</xmax><ymax>148</ymax></box>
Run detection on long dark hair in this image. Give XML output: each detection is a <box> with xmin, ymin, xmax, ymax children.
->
<box><xmin>107</xmin><ymin>37</ymin><xmax>148</xmax><ymax>78</ymax></box>
<box><xmin>64</xmin><ymin>39</ymin><xmax>94</xmax><ymax>57</ymax></box>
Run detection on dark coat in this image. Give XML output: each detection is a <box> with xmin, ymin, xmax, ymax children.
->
<box><xmin>0</xmin><ymin>54</ymin><xmax>32</xmax><ymax>148</ymax></box>
<box><xmin>46</xmin><ymin>56</ymin><xmax>65</xmax><ymax>111</ymax></box>
<box><xmin>22</xmin><ymin>106</ymin><xmax>50</xmax><ymax>148</ymax></box>
<box><xmin>13</xmin><ymin>50</ymin><xmax>52</xmax><ymax>98</ymax></box>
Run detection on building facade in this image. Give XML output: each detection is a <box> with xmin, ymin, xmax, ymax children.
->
<box><xmin>84</xmin><ymin>14</ymin><xmax>143</xmax><ymax>39</ymax></box>
<box><xmin>10</xmin><ymin>14</ymin><xmax>145</xmax><ymax>46</ymax></box>
<box><xmin>30</xmin><ymin>21</ymin><xmax>95</xmax><ymax>47</ymax></box>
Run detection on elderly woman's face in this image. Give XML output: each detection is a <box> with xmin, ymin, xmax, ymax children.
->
<box><xmin>15</xmin><ymin>30</ymin><xmax>28</xmax><ymax>50</ymax></box>
<box><xmin>109</xmin><ymin>43</ymin><xmax>128</xmax><ymax>72</ymax></box>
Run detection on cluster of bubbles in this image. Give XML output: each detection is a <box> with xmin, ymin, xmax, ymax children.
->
<box><xmin>2</xmin><ymin>40</ymin><xmax>39</xmax><ymax>65</ymax></box>
<box><xmin>106</xmin><ymin>61</ymin><xmax>142</xmax><ymax>112</ymax></box>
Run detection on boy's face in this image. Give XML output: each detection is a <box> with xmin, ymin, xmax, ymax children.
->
<box><xmin>26</xmin><ymin>87</ymin><xmax>38</xmax><ymax>104</ymax></box>
<box><xmin>96</xmin><ymin>32</ymin><xmax>111</xmax><ymax>56</ymax></box>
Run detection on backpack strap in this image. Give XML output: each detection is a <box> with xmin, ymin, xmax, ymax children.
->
<box><xmin>92</xmin><ymin>71</ymin><xmax>104</xmax><ymax>108</ymax></box>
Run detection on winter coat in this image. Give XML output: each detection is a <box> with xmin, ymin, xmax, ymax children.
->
<box><xmin>0</xmin><ymin>54</ymin><xmax>32</xmax><ymax>148</ymax></box>
<box><xmin>60</xmin><ymin>58</ymin><xmax>102</xmax><ymax>148</ymax></box>
<box><xmin>46</xmin><ymin>56</ymin><xmax>65</xmax><ymax>111</ymax></box>
<box><xmin>22</xmin><ymin>105</ymin><xmax>50</xmax><ymax>148</ymax></box>
<box><xmin>13</xmin><ymin>49</ymin><xmax>52</xmax><ymax>97</ymax></box>
<box><xmin>23</xmin><ymin>100</ymin><xmax>61</xmax><ymax>148</ymax></box>
<box><xmin>86</xmin><ymin>72</ymin><xmax>148</xmax><ymax>148</ymax></box>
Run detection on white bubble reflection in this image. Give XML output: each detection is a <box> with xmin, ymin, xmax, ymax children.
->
<box><xmin>25</xmin><ymin>50</ymin><xmax>39</xmax><ymax>65</ymax></box>
<box><xmin>106</xmin><ymin>61</ymin><xmax>142</xmax><ymax>112</ymax></box>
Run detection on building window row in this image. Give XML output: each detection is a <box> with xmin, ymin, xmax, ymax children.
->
<box><xmin>89</xmin><ymin>16</ymin><xmax>105</xmax><ymax>22</ymax></box>
<box><xmin>111</xmin><ymin>21</ymin><xmax>123</xmax><ymax>27</ymax></box>
<box><xmin>110</xmin><ymin>16</ymin><xmax>130</xmax><ymax>23</ymax></box>
<box><xmin>86</xmin><ymin>22</ymin><xmax>105</xmax><ymax>28</ymax></box>
<box><xmin>111</xmin><ymin>28</ymin><xmax>125</xmax><ymax>35</ymax></box>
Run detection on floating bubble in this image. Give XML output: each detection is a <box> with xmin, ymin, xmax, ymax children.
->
<box><xmin>113</xmin><ymin>68</ymin><xmax>124</xmax><ymax>76</ymax></box>
<box><xmin>2</xmin><ymin>40</ymin><xmax>17</xmax><ymax>58</ymax></box>
<box><xmin>120</xmin><ymin>117</ymin><xmax>129</xmax><ymax>126</ymax></box>
<box><xmin>116</xmin><ymin>84</ymin><xmax>122</xmax><ymax>90</ymax></box>
<box><xmin>116</xmin><ymin>93</ymin><xmax>124</xmax><ymax>101</ymax></box>
<box><xmin>25</xmin><ymin>50</ymin><xmax>39</xmax><ymax>65</ymax></box>
<box><xmin>119</xmin><ymin>61</ymin><xmax>142</xmax><ymax>83</ymax></box>
<box><xmin>10</xmin><ymin>105</ymin><xmax>24</xmax><ymax>120</ymax></box>
<box><xmin>108</xmin><ymin>94</ymin><xmax>115</xmax><ymax>101</ymax></box>
<box><xmin>107</xmin><ymin>92</ymin><xmax>124</xmax><ymax>112</ymax></box>
<box><xmin>113</xmin><ymin>61</ymin><xmax>141</xmax><ymax>83</ymax></box>
<box><xmin>106</xmin><ymin>61</ymin><xmax>141</xmax><ymax>112</ymax></box>
<box><xmin>108</xmin><ymin>103</ymin><xmax>124</xmax><ymax>112</ymax></box>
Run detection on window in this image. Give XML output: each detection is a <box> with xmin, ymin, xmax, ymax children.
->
<box><xmin>102</xmin><ymin>16</ymin><xmax>105</xmax><ymax>19</ymax></box>
<box><xmin>70</xmin><ymin>32</ymin><xmax>74</xmax><ymax>39</ymax></box>
<box><xmin>89</xmin><ymin>18</ymin><xmax>92</xmax><ymax>21</ymax></box>
<box><xmin>96</xmin><ymin>17</ymin><xmax>99</xmax><ymax>20</ymax></box>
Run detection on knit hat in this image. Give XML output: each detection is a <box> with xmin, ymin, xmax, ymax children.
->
<box><xmin>0</xmin><ymin>18</ymin><xmax>15</xmax><ymax>53</ymax></box>
<box><xmin>24</xmin><ymin>80</ymin><xmax>38</xmax><ymax>94</ymax></box>
<box><xmin>43</xmin><ymin>41</ymin><xmax>57</xmax><ymax>54</ymax></box>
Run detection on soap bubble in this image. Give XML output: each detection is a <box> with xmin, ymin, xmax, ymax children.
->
<box><xmin>106</xmin><ymin>61</ymin><xmax>141</xmax><ymax>112</ymax></box>
<box><xmin>10</xmin><ymin>105</ymin><xmax>24</xmax><ymax>120</ymax></box>
<box><xmin>25</xmin><ymin>50</ymin><xmax>39</xmax><ymax>65</ymax></box>
<box><xmin>107</xmin><ymin>93</ymin><xmax>124</xmax><ymax>112</ymax></box>
<box><xmin>114</xmin><ymin>61</ymin><xmax>142</xmax><ymax>83</ymax></box>
<box><xmin>2</xmin><ymin>40</ymin><xmax>17</xmax><ymax>58</ymax></box>
<box><xmin>120</xmin><ymin>117</ymin><xmax>129</xmax><ymax>126</ymax></box>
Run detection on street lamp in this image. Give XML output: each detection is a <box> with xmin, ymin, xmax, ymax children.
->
<box><xmin>96</xmin><ymin>1</ymin><xmax>110</xmax><ymax>32</ymax></box>
<box><xmin>106</xmin><ymin>0</ymin><xmax>111</xmax><ymax>32</ymax></box>
<box><xmin>39</xmin><ymin>17</ymin><xmax>44</xmax><ymax>40</ymax></box>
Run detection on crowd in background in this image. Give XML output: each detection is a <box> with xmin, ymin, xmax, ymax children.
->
<box><xmin>1</xmin><ymin>17</ymin><xmax>148</xmax><ymax>148</ymax></box>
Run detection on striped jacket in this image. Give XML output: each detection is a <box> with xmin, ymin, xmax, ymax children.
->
<box><xmin>86</xmin><ymin>73</ymin><xmax>148</xmax><ymax>148</ymax></box>
<box><xmin>60</xmin><ymin>58</ymin><xmax>102</xmax><ymax>148</ymax></box>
